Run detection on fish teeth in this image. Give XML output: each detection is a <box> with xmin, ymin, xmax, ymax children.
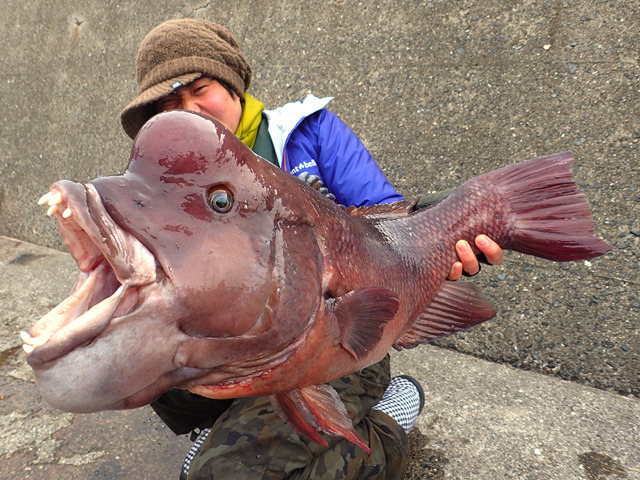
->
<box><xmin>40</xmin><ymin>191</ymin><xmax>70</xmax><ymax>217</ymax></box>
<box><xmin>38</xmin><ymin>192</ymin><xmax>53</xmax><ymax>205</ymax></box>
<box><xmin>48</xmin><ymin>191</ymin><xmax>62</xmax><ymax>206</ymax></box>
<box><xmin>20</xmin><ymin>330</ymin><xmax>44</xmax><ymax>348</ymax></box>
<box><xmin>20</xmin><ymin>331</ymin><xmax>38</xmax><ymax>354</ymax></box>
<box><xmin>20</xmin><ymin>330</ymin><xmax>33</xmax><ymax>343</ymax></box>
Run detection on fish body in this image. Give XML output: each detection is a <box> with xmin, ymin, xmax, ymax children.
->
<box><xmin>24</xmin><ymin>111</ymin><xmax>612</xmax><ymax>450</ymax></box>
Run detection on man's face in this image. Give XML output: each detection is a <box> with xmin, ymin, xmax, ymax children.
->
<box><xmin>156</xmin><ymin>77</ymin><xmax>243</xmax><ymax>133</ymax></box>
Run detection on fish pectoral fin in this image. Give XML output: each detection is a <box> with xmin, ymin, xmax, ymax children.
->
<box><xmin>394</xmin><ymin>282</ymin><xmax>497</xmax><ymax>350</ymax></box>
<box><xmin>331</xmin><ymin>287</ymin><xmax>399</xmax><ymax>361</ymax></box>
<box><xmin>270</xmin><ymin>384</ymin><xmax>371</xmax><ymax>454</ymax></box>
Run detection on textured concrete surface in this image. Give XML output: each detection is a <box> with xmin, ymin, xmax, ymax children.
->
<box><xmin>0</xmin><ymin>0</ymin><xmax>638</xmax><ymax>478</ymax></box>
<box><xmin>2</xmin><ymin>236</ymin><xmax>638</xmax><ymax>478</ymax></box>
<box><xmin>397</xmin><ymin>347</ymin><xmax>639</xmax><ymax>480</ymax></box>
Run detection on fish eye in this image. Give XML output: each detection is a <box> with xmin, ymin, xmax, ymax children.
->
<box><xmin>207</xmin><ymin>188</ymin><xmax>234</xmax><ymax>213</ymax></box>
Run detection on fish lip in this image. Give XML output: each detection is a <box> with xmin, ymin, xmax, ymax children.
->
<box><xmin>23</xmin><ymin>262</ymin><xmax>151</xmax><ymax>367</ymax></box>
<box><xmin>24</xmin><ymin>182</ymin><xmax>162</xmax><ymax>366</ymax></box>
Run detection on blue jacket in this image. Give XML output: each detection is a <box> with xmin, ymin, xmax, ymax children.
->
<box><xmin>263</xmin><ymin>95</ymin><xmax>403</xmax><ymax>207</ymax></box>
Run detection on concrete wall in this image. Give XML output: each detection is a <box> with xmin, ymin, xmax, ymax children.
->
<box><xmin>1</xmin><ymin>1</ymin><xmax>638</xmax><ymax>395</ymax></box>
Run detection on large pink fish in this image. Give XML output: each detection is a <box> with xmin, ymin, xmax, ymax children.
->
<box><xmin>23</xmin><ymin>111</ymin><xmax>611</xmax><ymax>452</ymax></box>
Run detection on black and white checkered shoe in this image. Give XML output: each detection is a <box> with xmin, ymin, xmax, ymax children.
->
<box><xmin>372</xmin><ymin>375</ymin><xmax>425</xmax><ymax>433</ymax></box>
<box><xmin>180</xmin><ymin>427</ymin><xmax>211</xmax><ymax>480</ymax></box>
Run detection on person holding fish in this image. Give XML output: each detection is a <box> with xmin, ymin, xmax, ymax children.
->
<box><xmin>119</xmin><ymin>18</ymin><xmax>503</xmax><ymax>480</ymax></box>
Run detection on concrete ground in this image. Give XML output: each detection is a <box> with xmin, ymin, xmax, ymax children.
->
<box><xmin>0</xmin><ymin>0</ymin><xmax>638</xmax><ymax>478</ymax></box>
<box><xmin>2</xmin><ymin>236</ymin><xmax>638</xmax><ymax>479</ymax></box>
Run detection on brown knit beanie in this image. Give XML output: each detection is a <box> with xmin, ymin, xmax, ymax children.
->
<box><xmin>120</xmin><ymin>19</ymin><xmax>252</xmax><ymax>139</ymax></box>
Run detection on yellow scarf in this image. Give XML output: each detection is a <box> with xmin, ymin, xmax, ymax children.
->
<box><xmin>235</xmin><ymin>93</ymin><xmax>265</xmax><ymax>149</ymax></box>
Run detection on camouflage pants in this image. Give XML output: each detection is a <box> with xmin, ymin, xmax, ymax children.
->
<box><xmin>152</xmin><ymin>355</ymin><xmax>408</xmax><ymax>480</ymax></box>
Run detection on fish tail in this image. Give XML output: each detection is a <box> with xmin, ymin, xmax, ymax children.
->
<box><xmin>488</xmin><ymin>151</ymin><xmax>612</xmax><ymax>261</ymax></box>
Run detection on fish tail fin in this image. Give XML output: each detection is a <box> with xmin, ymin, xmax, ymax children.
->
<box><xmin>487</xmin><ymin>151</ymin><xmax>612</xmax><ymax>261</ymax></box>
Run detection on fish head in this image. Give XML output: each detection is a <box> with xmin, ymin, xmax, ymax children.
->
<box><xmin>24</xmin><ymin>111</ymin><xmax>332</xmax><ymax>412</ymax></box>
<box><xmin>97</xmin><ymin>110</ymin><xmax>289</xmax><ymax>337</ymax></box>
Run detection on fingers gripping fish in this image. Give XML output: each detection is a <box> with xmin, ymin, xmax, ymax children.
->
<box><xmin>23</xmin><ymin>111</ymin><xmax>612</xmax><ymax>452</ymax></box>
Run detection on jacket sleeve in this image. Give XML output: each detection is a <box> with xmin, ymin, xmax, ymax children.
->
<box><xmin>291</xmin><ymin>109</ymin><xmax>404</xmax><ymax>207</ymax></box>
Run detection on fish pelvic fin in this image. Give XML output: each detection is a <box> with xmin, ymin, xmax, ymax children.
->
<box><xmin>330</xmin><ymin>287</ymin><xmax>399</xmax><ymax>361</ymax></box>
<box><xmin>487</xmin><ymin>151</ymin><xmax>613</xmax><ymax>261</ymax></box>
<box><xmin>394</xmin><ymin>282</ymin><xmax>496</xmax><ymax>349</ymax></box>
<box><xmin>270</xmin><ymin>384</ymin><xmax>372</xmax><ymax>454</ymax></box>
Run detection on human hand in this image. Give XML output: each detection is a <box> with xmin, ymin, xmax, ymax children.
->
<box><xmin>447</xmin><ymin>235</ymin><xmax>504</xmax><ymax>280</ymax></box>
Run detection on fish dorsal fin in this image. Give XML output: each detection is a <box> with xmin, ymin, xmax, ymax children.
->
<box><xmin>394</xmin><ymin>282</ymin><xmax>497</xmax><ymax>350</ymax></box>
<box><xmin>345</xmin><ymin>200</ymin><xmax>416</xmax><ymax>218</ymax></box>
<box><xmin>330</xmin><ymin>287</ymin><xmax>399</xmax><ymax>360</ymax></box>
<box><xmin>270</xmin><ymin>384</ymin><xmax>371</xmax><ymax>454</ymax></box>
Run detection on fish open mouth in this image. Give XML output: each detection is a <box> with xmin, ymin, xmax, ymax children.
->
<box><xmin>23</xmin><ymin>182</ymin><xmax>159</xmax><ymax>367</ymax></box>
